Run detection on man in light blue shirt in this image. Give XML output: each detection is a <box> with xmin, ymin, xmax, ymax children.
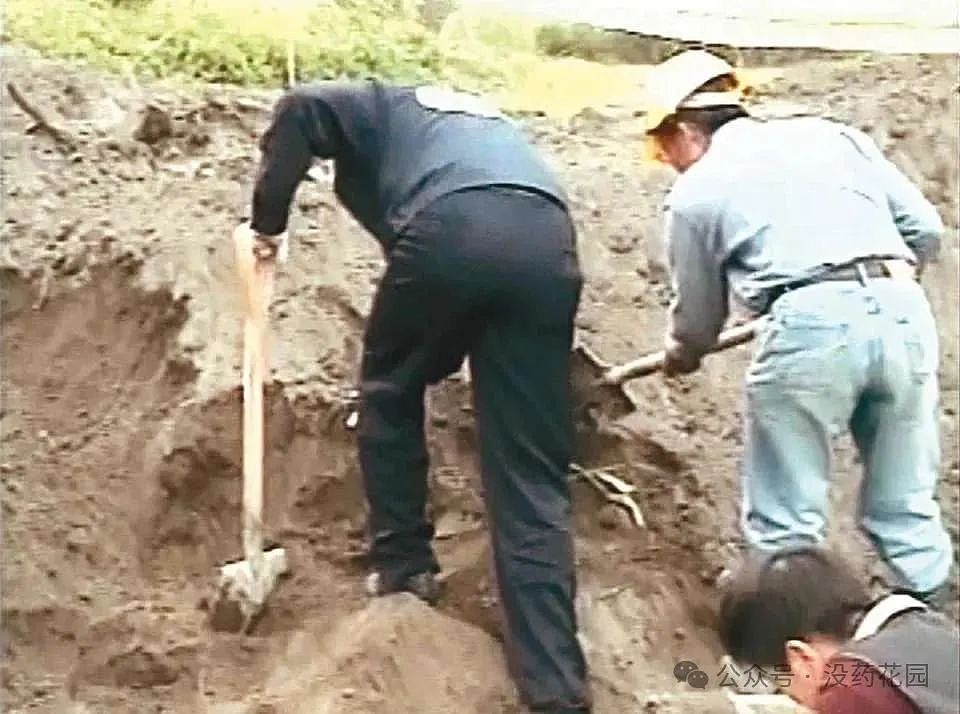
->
<box><xmin>643</xmin><ymin>50</ymin><xmax>952</xmax><ymax>606</ymax></box>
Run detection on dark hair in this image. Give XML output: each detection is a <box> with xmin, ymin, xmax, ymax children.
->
<box><xmin>654</xmin><ymin>74</ymin><xmax>749</xmax><ymax>138</ymax></box>
<box><xmin>675</xmin><ymin>105</ymin><xmax>749</xmax><ymax>135</ymax></box>
<box><xmin>718</xmin><ymin>547</ymin><xmax>870</xmax><ymax>668</ymax></box>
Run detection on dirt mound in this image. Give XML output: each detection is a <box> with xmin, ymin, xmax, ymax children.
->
<box><xmin>251</xmin><ymin>594</ymin><xmax>517</xmax><ymax>714</ymax></box>
<box><xmin>1</xmin><ymin>46</ymin><xmax>956</xmax><ymax>714</ymax></box>
<box><xmin>68</xmin><ymin>602</ymin><xmax>200</xmax><ymax>696</ymax></box>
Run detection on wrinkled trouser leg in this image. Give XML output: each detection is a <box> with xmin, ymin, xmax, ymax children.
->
<box><xmin>358</xmin><ymin>237</ymin><xmax>470</xmax><ymax>587</ymax></box>
<box><xmin>471</xmin><ymin>286</ymin><xmax>588</xmax><ymax>712</ymax></box>
<box><xmin>850</xmin><ymin>282</ymin><xmax>952</xmax><ymax>594</ymax></box>
<box><xmin>742</xmin><ymin>317</ymin><xmax>857</xmax><ymax>553</ymax></box>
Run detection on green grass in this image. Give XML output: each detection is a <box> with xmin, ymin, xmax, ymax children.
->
<box><xmin>4</xmin><ymin>0</ymin><xmax>518</xmax><ymax>89</ymax></box>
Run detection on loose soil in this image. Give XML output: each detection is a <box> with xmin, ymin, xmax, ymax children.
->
<box><xmin>1</xmin><ymin>45</ymin><xmax>957</xmax><ymax>713</ymax></box>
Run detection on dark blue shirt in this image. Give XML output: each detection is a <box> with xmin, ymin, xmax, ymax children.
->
<box><xmin>251</xmin><ymin>80</ymin><xmax>567</xmax><ymax>250</ymax></box>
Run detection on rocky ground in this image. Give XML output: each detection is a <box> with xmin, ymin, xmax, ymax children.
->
<box><xmin>1</xmin><ymin>45</ymin><xmax>957</xmax><ymax>713</ymax></box>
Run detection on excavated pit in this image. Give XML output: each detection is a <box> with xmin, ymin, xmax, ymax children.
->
<box><xmin>1</xmin><ymin>256</ymin><xmax>722</xmax><ymax>712</ymax></box>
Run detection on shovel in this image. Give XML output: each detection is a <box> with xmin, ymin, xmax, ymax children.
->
<box><xmin>572</xmin><ymin>319</ymin><xmax>764</xmax><ymax>424</ymax></box>
<box><xmin>210</xmin><ymin>229</ymin><xmax>289</xmax><ymax>633</ymax></box>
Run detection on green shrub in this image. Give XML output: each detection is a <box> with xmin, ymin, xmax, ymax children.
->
<box><xmin>4</xmin><ymin>0</ymin><xmax>510</xmax><ymax>88</ymax></box>
<box><xmin>536</xmin><ymin>23</ymin><xmax>706</xmax><ymax>65</ymax></box>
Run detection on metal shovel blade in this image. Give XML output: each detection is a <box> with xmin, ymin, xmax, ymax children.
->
<box><xmin>570</xmin><ymin>342</ymin><xmax>638</xmax><ymax>426</ymax></box>
<box><xmin>571</xmin><ymin>320</ymin><xmax>762</xmax><ymax>426</ymax></box>
<box><xmin>211</xmin><ymin>547</ymin><xmax>289</xmax><ymax>633</ymax></box>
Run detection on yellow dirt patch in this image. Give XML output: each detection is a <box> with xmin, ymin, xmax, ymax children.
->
<box><xmin>495</xmin><ymin>58</ymin><xmax>783</xmax><ymax>122</ymax></box>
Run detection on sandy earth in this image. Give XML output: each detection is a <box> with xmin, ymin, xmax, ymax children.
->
<box><xmin>1</xmin><ymin>45</ymin><xmax>957</xmax><ymax>714</ymax></box>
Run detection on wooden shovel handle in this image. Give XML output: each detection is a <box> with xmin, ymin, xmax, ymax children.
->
<box><xmin>240</xmin><ymin>254</ymin><xmax>274</xmax><ymax>563</ymax></box>
<box><xmin>601</xmin><ymin>319</ymin><xmax>763</xmax><ymax>385</ymax></box>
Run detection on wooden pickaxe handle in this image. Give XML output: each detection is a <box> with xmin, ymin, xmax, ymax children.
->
<box><xmin>600</xmin><ymin>319</ymin><xmax>764</xmax><ymax>386</ymax></box>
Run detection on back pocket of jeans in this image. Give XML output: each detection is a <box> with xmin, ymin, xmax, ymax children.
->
<box><xmin>747</xmin><ymin>323</ymin><xmax>849</xmax><ymax>392</ymax></box>
<box><xmin>900</xmin><ymin>318</ymin><xmax>937</xmax><ymax>384</ymax></box>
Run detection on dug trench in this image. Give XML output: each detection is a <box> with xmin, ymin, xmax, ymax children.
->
<box><xmin>2</xmin><ymin>256</ymin><xmax>725</xmax><ymax>713</ymax></box>
<box><xmin>1</xmin><ymin>258</ymin><xmax>202</xmax><ymax>709</ymax></box>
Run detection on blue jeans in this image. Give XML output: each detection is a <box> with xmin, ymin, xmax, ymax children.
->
<box><xmin>743</xmin><ymin>278</ymin><xmax>952</xmax><ymax>593</ymax></box>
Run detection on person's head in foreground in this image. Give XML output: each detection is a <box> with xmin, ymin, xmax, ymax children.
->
<box><xmin>718</xmin><ymin>548</ymin><xmax>869</xmax><ymax>706</ymax></box>
<box><xmin>718</xmin><ymin>547</ymin><xmax>959</xmax><ymax>713</ymax></box>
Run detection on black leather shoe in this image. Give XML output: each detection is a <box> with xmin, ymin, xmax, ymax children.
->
<box><xmin>365</xmin><ymin>570</ymin><xmax>444</xmax><ymax>606</ymax></box>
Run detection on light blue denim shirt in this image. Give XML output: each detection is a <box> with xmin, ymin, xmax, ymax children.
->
<box><xmin>663</xmin><ymin>115</ymin><xmax>944</xmax><ymax>359</ymax></box>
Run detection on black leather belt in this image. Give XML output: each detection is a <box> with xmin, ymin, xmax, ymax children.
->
<box><xmin>768</xmin><ymin>259</ymin><xmax>894</xmax><ymax>307</ymax></box>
